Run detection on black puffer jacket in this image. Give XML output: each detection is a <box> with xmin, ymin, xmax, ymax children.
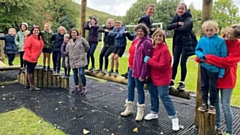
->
<box><xmin>98</xmin><ymin>26</ymin><xmax>115</xmax><ymax>47</ymax></box>
<box><xmin>167</xmin><ymin>10</ymin><xmax>197</xmax><ymax>57</ymax></box>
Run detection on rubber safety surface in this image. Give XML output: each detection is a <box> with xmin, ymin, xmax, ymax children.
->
<box><xmin>0</xmin><ymin>71</ymin><xmax>240</xmax><ymax>135</ymax></box>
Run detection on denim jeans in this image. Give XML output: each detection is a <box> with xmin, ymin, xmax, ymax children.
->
<box><xmin>87</xmin><ymin>42</ymin><xmax>98</xmax><ymax>68</ymax></box>
<box><xmin>72</xmin><ymin>67</ymin><xmax>86</xmax><ymax>87</ymax></box>
<box><xmin>127</xmin><ymin>69</ymin><xmax>135</xmax><ymax>101</ymax></box>
<box><xmin>200</xmin><ymin>66</ymin><xmax>218</xmax><ymax>105</ymax></box>
<box><xmin>215</xmin><ymin>89</ymin><xmax>233</xmax><ymax>134</ymax></box>
<box><xmin>134</xmin><ymin>78</ymin><xmax>145</xmax><ymax>104</ymax></box>
<box><xmin>148</xmin><ymin>80</ymin><xmax>177</xmax><ymax>118</ymax></box>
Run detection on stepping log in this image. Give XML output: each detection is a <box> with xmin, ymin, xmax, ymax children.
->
<box><xmin>198</xmin><ymin>111</ymin><xmax>216</xmax><ymax>135</ymax></box>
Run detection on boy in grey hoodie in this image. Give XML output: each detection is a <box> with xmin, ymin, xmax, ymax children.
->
<box><xmin>15</xmin><ymin>22</ymin><xmax>29</xmax><ymax>73</ymax></box>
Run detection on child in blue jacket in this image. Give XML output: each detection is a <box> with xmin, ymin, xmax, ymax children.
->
<box><xmin>195</xmin><ymin>20</ymin><xmax>227</xmax><ymax>114</ymax></box>
<box><xmin>0</xmin><ymin>28</ymin><xmax>18</xmax><ymax>66</ymax></box>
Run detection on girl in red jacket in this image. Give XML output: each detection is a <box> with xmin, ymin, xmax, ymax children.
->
<box><xmin>201</xmin><ymin>24</ymin><xmax>240</xmax><ymax>135</ymax></box>
<box><xmin>143</xmin><ymin>29</ymin><xmax>180</xmax><ymax>131</ymax></box>
<box><xmin>23</xmin><ymin>25</ymin><xmax>44</xmax><ymax>90</ymax></box>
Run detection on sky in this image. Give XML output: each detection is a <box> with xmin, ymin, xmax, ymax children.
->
<box><xmin>74</xmin><ymin>0</ymin><xmax>240</xmax><ymax>16</ymax></box>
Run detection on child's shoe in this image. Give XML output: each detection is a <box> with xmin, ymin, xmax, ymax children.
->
<box><xmin>177</xmin><ymin>81</ymin><xmax>185</xmax><ymax>91</ymax></box>
<box><xmin>169</xmin><ymin>80</ymin><xmax>174</xmax><ymax>88</ymax></box>
<box><xmin>198</xmin><ymin>103</ymin><xmax>208</xmax><ymax>112</ymax></box>
<box><xmin>215</xmin><ymin>127</ymin><xmax>223</xmax><ymax>135</ymax></box>
<box><xmin>47</xmin><ymin>66</ymin><xmax>50</xmax><ymax>71</ymax></box>
<box><xmin>207</xmin><ymin>105</ymin><xmax>216</xmax><ymax>114</ymax></box>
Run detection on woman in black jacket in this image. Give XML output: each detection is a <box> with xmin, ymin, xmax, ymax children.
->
<box><xmin>96</xmin><ymin>18</ymin><xmax>115</xmax><ymax>74</ymax></box>
<box><xmin>167</xmin><ymin>3</ymin><xmax>197</xmax><ymax>91</ymax></box>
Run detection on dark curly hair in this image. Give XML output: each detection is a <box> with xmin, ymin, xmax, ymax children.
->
<box><xmin>134</xmin><ymin>23</ymin><xmax>149</xmax><ymax>37</ymax></box>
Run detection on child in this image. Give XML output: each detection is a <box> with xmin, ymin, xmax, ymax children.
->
<box><xmin>66</xmin><ymin>28</ymin><xmax>90</xmax><ymax>94</ymax></box>
<box><xmin>167</xmin><ymin>3</ymin><xmax>197</xmax><ymax>90</ymax></box>
<box><xmin>108</xmin><ymin>21</ymin><xmax>127</xmax><ymax>76</ymax></box>
<box><xmin>96</xmin><ymin>18</ymin><xmax>115</xmax><ymax>74</ymax></box>
<box><xmin>84</xmin><ymin>16</ymin><xmax>99</xmax><ymax>71</ymax></box>
<box><xmin>52</xmin><ymin>26</ymin><xmax>67</xmax><ymax>75</ymax></box>
<box><xmin>61</xmin><ymin>34</ymin><xmax>70</xmax><ymax>78</ymax></box>
<box><xmin>143</xmin><ymin>29</ymin><xmax>180</xmax><ymax>131</ymax></box>
<box><xmin>15</xmin><ymin>22</ymin><xmax>29</xmax><ymax>73</ymax></box>
<box><xmin>0</xmin><ymin>28</ymin><xmax>18</xmax><ymax>66</ymax></box>
<box><xmin>42</xmin><ymin>23</ymin><xmax>54</xmax><ymax>71</ymax></box>
<box><xmin>195</xmin><ymin>20</ymin><xmax>227</xmax><ymax>114</ymax></box>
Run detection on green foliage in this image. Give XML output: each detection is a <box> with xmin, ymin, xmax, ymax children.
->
<box><xmin>153</xmin><ymin>0</ymin><xmax>180</xmax><ymax>30</ymax></box>
<box><xmin>213</xmin><ymin>0</ymin><xmax>240</xmax><ymax>33</ymax></box>
<box><xmin>123</xmin><ymin>0</ymin><xmax>157</xmax><ymax>25</ymax></box>
<box><xmin>188</xmin><ymin>3</ymin><xmax>202</xmax><ymax>34</ymax></box>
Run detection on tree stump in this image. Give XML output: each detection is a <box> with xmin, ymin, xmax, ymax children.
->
<box><xmin>198</xmin><ymin>111</ymin><xmax>216</xmax><ymax>135</ymax></box>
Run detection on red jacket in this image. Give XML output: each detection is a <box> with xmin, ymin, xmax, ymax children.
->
<box><xmin>147</xmin><ymin>42</ymin><xmax>172</xmax><ymax>86</ymax></box>
<box><xmin>204</xmin><ymin>39</ymin><xmax>240</xmax><ymax>89</ymax></box>
<box><xmin>128</xmin><ymin>38</ymin><xmax>140</xmax><ymax>69</ymax></box>
<box><xmin>23</xmin><ymin>35</ymin><xmax>44</xmax><ymax>63</ymax></box>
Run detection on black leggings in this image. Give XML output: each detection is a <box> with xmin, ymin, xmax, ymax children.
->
<box><xmin>99</xmin><ymin>46</ymin><xmax>114</xmax><ymax>70</ymax></box>
<box><xmin>7</xmin><ymin>54</ymin><xmax>15</xmax><ymax>66</ymax></box>
<box><xmin>172</xmin><ymin>45</ymin><xmax>188</xmax><ymax>82</ymax></box>
<box><xmin>52</xmin><ymin>51</ymin><xmax>61</xmax><ymax>73</ymax></box>
<box><xmin>25</xmin><ymin>60</ymin><xmax>37</xmax><ymax>74</ymax></box>
<box><xmin>19</xmin><ymin>51</ymin><xmax>26</xmax><ymax>67</ymax></box>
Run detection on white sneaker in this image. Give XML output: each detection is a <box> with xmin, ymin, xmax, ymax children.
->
<box><xmin>172</xmin><ymin>118</ymin><xmax>180</xmax><ymax>131</ymax></box>
<box><xmin>144</xmin><ymin>113</ymin><xmax>158</xmax><ymax>120</ymax></box>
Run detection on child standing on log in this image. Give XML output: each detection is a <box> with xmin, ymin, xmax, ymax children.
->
<box><xmin>84</xmin><ymin>16</ymin><xmax>99</xmax><ymax>71</ymax></box>
<box><xmin>61</xmin><ymin>34</ymin><xmax>70</xmax><ymax>78</ymax></box>
<box><xmin>143</xmin><ymin>29</ymin><xmax>180</xmax><ymax>131</ymax></box>
<box><xmin>0</xmin><ymin>28</ymin><xmax>18</xmax><ymax>66</ymax></box>
<box><xmin>42</xmin><ymin>23</ymin><xmax>53</xmax><ymax>71</ymax></box>
<box><xmin>195</xmin><ymin>20</ymin><xmax>227</xmax><ymax>114</ymax></box>
<box><xmin>66</xmin><ymin>28</ymin><xmax>90</xmax><ymax>94</ymax></box>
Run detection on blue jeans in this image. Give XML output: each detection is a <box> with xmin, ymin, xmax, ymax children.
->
<box><xmin>215</xmin><ymin>89</ymin><xmax>233</xmax><ymax>134</ymax></box>
<box><xmin>134</xmin><ymin>78</ymin><xmax>145</xmax><ymax>104</ymax></box>
<box><xmin>72</xmin><ymin>67</ymin><xmax>86</xmax><ymax>87</ymax></box>
<box><xmin>87</xmin><ymin>42</ymin><xmax>98</xmax><ymax>68</ymax></box>
<box><xmin>127</xmin><ymin>69</ymin><xmax>135</xmax><ymax>101</ymax></box>
<box><xmin>148</xmin><ymin>80</ymin><xmax>177</xmax><ymax>118</ymax></box>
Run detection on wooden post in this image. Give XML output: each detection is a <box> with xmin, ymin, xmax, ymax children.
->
<box><xmin>195</xmin><ymin>0</ymin><xmax>215</xmax><ymax>135</ymax></box>
<box><xmin>52</xmin><ymin>75</ymin><xmax>57</xmax><ymax>88</ymax></box>
<box><xmin>81</xmin><ymin>0</ymin><xmax>87</xmax><ymax>38</ymax></box>
<box><xmin>47</xmin><ymin>70</ymin><xmax>53</xmax><ymax>87</ymax></box>
<box><xmin>57</xmin><ymin>76</ymin><xmax>61</xmax><ymax>88</ymax></box>
<box><xmin>43</xmin><ymin>70</ymin><xmax>48</xmax><ymax>87</ymax></box>
<box><xmin>0</xmin><ymin>33</ymin><xmax>5</xmax><ymax>62</ymax></box>
<box><xmin>34</xmin><ymin>69</ymin><xmax>38</xmax><ymax>87</ymax></box>
<box><xmin>38</xmin><ymin>68</ymin><xmax>43</xmax><ymax>87</ymax></box>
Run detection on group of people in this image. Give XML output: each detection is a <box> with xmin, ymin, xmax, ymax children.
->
<box><xmin>0</xmin><ymin>2</ymin><xmax>239</xmax><ymax>134</ymax></box>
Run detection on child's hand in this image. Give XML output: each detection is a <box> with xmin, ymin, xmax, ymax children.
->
<box><xmin>139</xmin><ymin>77</ymin><xmax>144</xmax><ymax>82</ymax></box>
<box><xmin>178</xmin><ymin>22</ymin><xmax>184</xmax><ymax>26</ymax></box>
<box><xmin>104</xmin><ymin>29</ymin><xmax>109</xmax><ymax>32</ymax></box>
<box><xmin>124</xmin><ymin>31</ymin><xmax>128</xmax><ymax>33</ymax></box>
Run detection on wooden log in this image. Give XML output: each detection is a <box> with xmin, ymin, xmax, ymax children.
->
<box><xmin>47</xmin><ymin>70</ymin><xmax>53</xmax><ymax>87</ymax></box>
<box><xmin>34</xmin><ymin>69</ymin><xmax>38</xmax><ymax>87</ymax></box>
<box><xmin>62</xmin><ymin>77</ymin><xmax>69</xmax><ymax>89</ymax></box>
<box><xmin>52</xmin><ymin>75</ymin><xmax>57</xmax><ymax>88</ymax></box>
<box><xmin>85</xmin><ymin>70</ymin><xmax>190</xmax><ymax>99</ymax></box>
<box><xmin>81</xmin><ymin>0</ymin><xmax>87</xmax><ymax>38</ymax></box>
<box><xmin>198</xmin><ymin>111</ymin><xmax>216</xmax><ymax>135</ymax></box>
<box><xmin>57</xmin><ymin>76</ymin><xmax>61</xmax><ymax>88</ymax></box>
<box><xmin>42</xmin><ymin>70</ymin><xmax>48</xmax><ymax>87</ymax></box>
<box><xmin>0</xmin><ymin>33</ymin><xmax>5</xmax><ymax>62</ymax></box>
<box><xmin>37</xmin><ymin>69</ymin><xmax>43</xmax><ymax>87</ymax></box>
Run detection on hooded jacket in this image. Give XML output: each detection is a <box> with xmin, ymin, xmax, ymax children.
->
<box><xmin>167</xmin><ymin>10</ymin><xmax>197</xmax><ymax>57</ymax></box>
<box><xmin>15</xmin><ymin>22</ymin><xmax>29</xmax><ymax>52</ymax></box>
<box><xmin>97</xmin><ymin>26</ymin><xmax>115</xmax><ymax>47</ymax></box>
<box><xmin>0</xmin><ymin>34</ymin><xmax>18</xmax><ymax>54</ymax></box>
<box><xmin>42</xmin><ymin>30</ymin><xmax>53</xmax><ymax>49</ymax></box>
<box><xmin>108</xmin><ymin>25</ymin><xmax>127</xmax><ymax>48</ymax></box>
<box><xmin>52</xmin><ymin>33</ymin><xmax>64</xmax><ymax>52</ymax></box>
<box><xmin>132</xmin><ymin>36</ymin><xmax>153</xmax><ymax>79</ymax></box>
<box><xmin>84</xmin><ymin>17</ymin><xmax>99</xmax><ymax>43</ymax></box>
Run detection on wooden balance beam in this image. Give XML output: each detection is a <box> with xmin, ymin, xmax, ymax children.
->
<box><xmin>18</xmin><ymin>67</ymin><xmax>69</xmax><ymax>89</ymax></box>
<box><xmin>0</xmin><ymin>61</ymin><xmax>20</xmax><ymax>71</ymax></box>
<box><xmin>85</xmin><ymin>70</ymin><xmax>191</xmax><ymax>99</ymax></box>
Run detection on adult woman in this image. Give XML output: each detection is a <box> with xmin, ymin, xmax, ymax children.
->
<box><xmin>120</xmin><ymin>23</ymin><xmax>152</xmax><ymax>121</ymax></box>
<box><xmin>23</xmin><ymin>25</ymin><xmax>44</xmax><ymax>90</ymax></box>
<box><xmin>66</xmin><ymin>28</ymin><xmax>90</xmax><ymax>94</ymax></box>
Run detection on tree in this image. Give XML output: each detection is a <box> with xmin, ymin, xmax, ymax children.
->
<box><xmin>153</xmin><ymin>0</ymin><xmax>180</xmax><ymax>30</ymax></box>
<box><xmin>213</xmin><ymin>0</ymin><xmax>240</xmax><ymax>33</ymax></box>
<box><xmin>123</xmin><ymin>0</ymin><xmax>157</xmax><ymax>25</ymax></box>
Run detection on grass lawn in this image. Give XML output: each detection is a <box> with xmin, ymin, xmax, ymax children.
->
<box><xmin>0</xmin><ymin>108</ymin><xmax>65</xmax><ymax>135</ymax></box>
<box><xmin>3</xmin><ymin>38</ymin><xmax>240</xmax><ymax>106</ymax></box>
